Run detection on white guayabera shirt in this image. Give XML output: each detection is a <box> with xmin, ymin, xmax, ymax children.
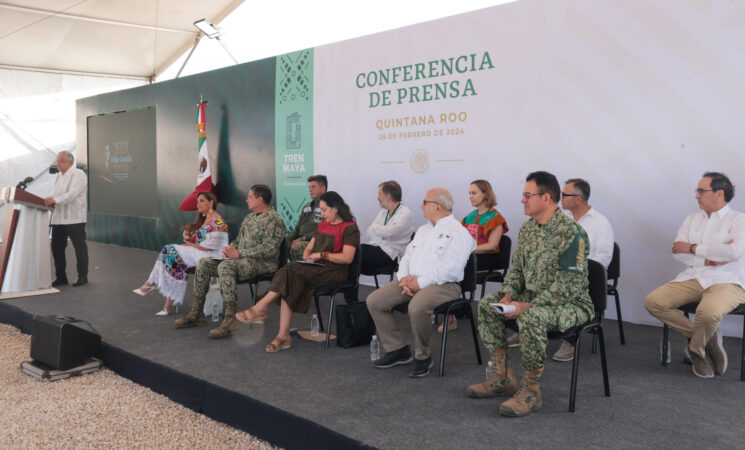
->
<box><xmin>397</xmin><ymin>214</ymin><xmax>476</xmax><ymax>289</ymax></box>
<box><xmin>50</xmin><ymin>166</ymin><xmax>87</xmax><ymax>225</ymax></box>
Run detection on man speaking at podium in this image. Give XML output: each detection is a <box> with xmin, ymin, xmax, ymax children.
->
<box><xmin>44</xmin><ymin>151</ymin><xmax>88</xmax><ymax>287</ymax></box>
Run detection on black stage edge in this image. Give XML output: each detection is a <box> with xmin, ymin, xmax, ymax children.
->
<box><xmin>0</xmin><ymin>302</ymin><xmax>371</xmax><ymax>450</ymax></box>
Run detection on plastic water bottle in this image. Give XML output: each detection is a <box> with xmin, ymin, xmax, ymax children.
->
<box><xmin>370</xmin><ymin>335</ymin><xmax>380</xmax><ymax>361</ymax></box>
<box><xmin>485</xmin><ymin>360</ymin><xmax>496</xmax><ymax>379</ymax></box>
<box><xmin>659</xmin><ymin>339</ymin><xmax>671</xmax><ymax>364</ymax></box>
<box><xmin>212</xmin><ymin>301</ymin><xmax>220</xmax><ymax>322</ymax></box>
<box><xmin>310</xmin><ymin>314</ymin><xmax>319</xmax><ymax>337</ymax></box>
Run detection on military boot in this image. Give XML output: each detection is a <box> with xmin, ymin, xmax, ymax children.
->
<box><xmin>499</xmin><ymin>367</ymin><xmax>543</xmax><ymax>417</ymax></box>
<box><xmin>174</xmin><ymin>296</ymin><xmax>207</xmax><ymax>328</ymax></box>
<box><xmin>208</xmin><ymin>301</ymin><xmax>238</xmax><ymax>339</ymax></box>
<box><xmin>466</xmin><ymin>348</ymin><xmax>518</xmax><ymax>398</ymax></box>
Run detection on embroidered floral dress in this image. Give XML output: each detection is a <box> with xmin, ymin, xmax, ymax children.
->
<box><xmin>146</xmin><ymin>217</ymin><xmax>229</xmax><ymax>304</ymax></box>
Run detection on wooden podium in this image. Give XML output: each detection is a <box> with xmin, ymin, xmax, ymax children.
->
<box><xmin>0</xmin><ymin>187</ymin><xmax>53</xmax><ymax>294</ymax></box>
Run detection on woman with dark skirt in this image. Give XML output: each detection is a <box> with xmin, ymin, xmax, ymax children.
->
<box><xmin>235</xmin><ymin>191</ymin><xmax>360</xmax><ymax>352</ymax></box>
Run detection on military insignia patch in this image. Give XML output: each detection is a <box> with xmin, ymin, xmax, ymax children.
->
<box><xmin>560</xmin><ymin>226</ymin><xmax>586</xmax><ymax>273</ymax></box>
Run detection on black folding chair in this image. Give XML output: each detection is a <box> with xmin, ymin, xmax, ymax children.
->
<box><xmin>360</xmin><ymin>249</ymin><xmax>398</xmax><ymax>289</ymax></box>
<box><xmin>660</xmin><ymin>303</ymin><xmax>745</xmax><ymax>381</ymax></box>
<box><xmin>240</xmin><ymin>238</ymin><xmax>289</xmax><ymax>305</ymax></box>
<box><xmin>477</xmin><ymin>235</ymin><xmax>511</xmax><ymax>298</ymax></box>
<box><xmin>565</xmin><ymin>259</ymin><xmax>610</xmax><ymax>412</ymax></box>
<box><xmin>394</xmin><ymin>252</ymin><xmax>481</xmax><ymax>376</ymax></box>
<box><xmin>360</xmin><ymin>232</ymin><xmax>416</xmax><ymax>288</ymax></box>
<box><xmin>606</xmin><ymin>242</ymin><xmax>625</xmax><ymax>345</ymax></box>
<box><xmin>313</xmin><ymin>245</ymin><xmax>362</xmax><ymax>348</ymax></box>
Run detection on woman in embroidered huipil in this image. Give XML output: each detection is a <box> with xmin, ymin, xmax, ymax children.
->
<box><xmin>463</xmin><ymin>179</ymin><xmax>508</xmax><ymax>259</ymax></box>
<box><xmin>133</xmin><ymin>192</ymin><xmax>229</xmax><ymax>315</ymax></box>
<box><xmin>235</xmin><ymin>191</ymin><xmax>360</xmax><ymax>352</ymax></box>
<box><xmin>440</xmin><ymin>179</ymin><xmax>510</xmax><ymax>332</ymax></box>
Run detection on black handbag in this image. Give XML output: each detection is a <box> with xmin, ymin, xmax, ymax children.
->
<box><xmin>334</xmin><ymin>301</ymin><xmax>375</xmax><ymax>348</ymax></box>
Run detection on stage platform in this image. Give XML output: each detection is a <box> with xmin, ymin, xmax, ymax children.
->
<box><xmin>2</xmin><ymin>241</ymin><xmax>744</xmax><ymax>449</ymax></box>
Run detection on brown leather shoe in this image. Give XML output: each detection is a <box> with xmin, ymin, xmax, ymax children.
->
<box><xmin>499</xmin><ymin>367</ymin><xmax>543</xmax><ymax>417</ymax></box>
<box><xmin>466</xmin><ymin>348</ymin><xmax>518</xmax><ymax>398</ymax></box>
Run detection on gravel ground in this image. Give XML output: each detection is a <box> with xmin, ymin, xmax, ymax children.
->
<box><xmin>0</xmin><ymin>324</ymin><xmax>278</xmax><ymax>449</ymax></box>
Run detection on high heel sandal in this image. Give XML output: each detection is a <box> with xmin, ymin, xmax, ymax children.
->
<box><xmin>235</xmin><ymin>307</ymin><xmax>267</xmax><ymax>324</ymax></box>
<box><xmin>265</xmin><ymin>336</ymin><xmax>292</xmax><ymax>352</ymax></box>
<box><xmin>133</xmin><ymin>284</ymin><xmax>155</xmax><ymax>296</ymax></box>
<box><xmin>156</xmin><ymin>298</ymin><xmax>175</xmax><ymax>316</ymax></box>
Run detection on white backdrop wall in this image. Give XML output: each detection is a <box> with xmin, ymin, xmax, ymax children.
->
<box><xmin>313</xmin><ymin>0</ymin><xmax>745</xmax><ymax>336</ymax></box>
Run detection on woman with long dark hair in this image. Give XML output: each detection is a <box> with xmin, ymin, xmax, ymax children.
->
<box><xmin>235</xmin><ymin>191</ymin><xmax>360</xmax><ymax>352</ymax></box>
<box><xmin>133</xmin><ymin>191</ymin><xmax>228</xmax><ymax>315</ymax></box>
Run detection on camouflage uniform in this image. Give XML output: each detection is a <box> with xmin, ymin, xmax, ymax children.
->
<box><xmin>478</xmin><ymin>208</ymin><xmax>594</xmax><ymax>370</ymax></box>
<box><xmin>193</xmin><ymin>208</ymin><xmax>287</xmax><ymax>308</ymax></box>
<box><xmin>286</xmin><ymin>199</ymin><xmax>322</xmax><ymax>261</ymax></box>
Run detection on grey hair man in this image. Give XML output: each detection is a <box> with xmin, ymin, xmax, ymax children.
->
<box><xmin>367</xmin><ymin>187</ymin><xmax>475</xmax><ymax>378</ymax></box>
<box><xmin>551</xmin><ymin>178</ymin><xmax>615</xmax><ymax>362</ymax></box>
<box><xmin>44</xmin><ymin>151</ymin><xmax>89</xmax><ymax>287</ymax></box>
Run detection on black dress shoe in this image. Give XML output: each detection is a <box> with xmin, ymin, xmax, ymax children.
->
<box><xmin>51</xmin><ymin>278</ymin><xmax>68</xmax><ymax>287</ymax></box>
<box><xmin>73</xmin><ymin>277</ymin><xmax>88</xmax><ymax>287</ymax></box>
<box><xmin>408</xmin><ymin>357</ymin><xmax>433</xmax><ymax>378</ymax></box>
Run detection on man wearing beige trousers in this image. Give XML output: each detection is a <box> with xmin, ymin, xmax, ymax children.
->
<box><xmin>645</xmin><ymin>172</ymin><xmax>745</xmax><ymax>379</ymax></box>
<box><xmin>367</xmin><ymin>187</ymin><xmax>475</xmax><ymax>378</ymax></box>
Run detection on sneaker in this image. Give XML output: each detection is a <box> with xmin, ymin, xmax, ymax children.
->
<box><xmin>705</xmin><ymin>329</ymin><xmax>727</xmax><ymax>375</ymax></box>
<box><xmin>408</xmin><ymin>357</ymin><xmax>433</xmax><ymax>378</ymax></box>
<box><xmin>373</xmin><ymin>346</ymin><xmax>413</xmax><ymax>368</ymax></box>
<box><xmin>507</xmin><ymin>332</ymin><xmax>519</xmax><ymax>348</ymax></box>
<box><xmin>552</xmin><ymin>340</ymin><xmax>575</xmax><ymax>362</ymax></box>
<box><xmin>687</xmin><ymin>345</ymin><xmax>714</xmax><ymax>379</ymax></box>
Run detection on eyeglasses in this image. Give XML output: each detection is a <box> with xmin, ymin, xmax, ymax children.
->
<box><xmin>422</xmin><ymin>199</ymin><xmax>441</xmax><ymax>206</ymax></box>
<box><xmin>695</xmin><ymin>188</ymin><xmax>714</xmax><ymax>195</ymax></box>
<box><xmin>561</xmin><ymin>193</ymin><xmax>580</xmax><ymax>198</ymax></box>
<box><xmin>522</xmin><ymin>192</ymin><xmax>545</xmax><ymax>199</ymax></box>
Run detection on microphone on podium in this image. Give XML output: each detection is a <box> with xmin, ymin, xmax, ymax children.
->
<box><xmin>16</xmin><ymin>176</ymin><xmax>34</xmax><ymax>190</ymax></box>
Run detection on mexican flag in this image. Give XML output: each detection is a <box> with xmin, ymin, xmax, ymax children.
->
<box><xmin>179</xmin><ymin>96</ymin><xmax>215</xmax><ymax>210</ymax></box>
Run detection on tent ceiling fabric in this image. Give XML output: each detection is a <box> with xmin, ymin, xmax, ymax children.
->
<box><xmin>0</xmin><ymin>0</ymin><xmax>244</xmax><ymax>80</ymax></box>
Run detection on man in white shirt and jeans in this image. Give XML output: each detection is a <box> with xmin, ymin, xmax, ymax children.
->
<box><xmin>44</xmin><ymin>151</ymin><xmax>88</xmax><ymax>287</ymax></box>
<box><xmin>552</xmin><ymin>178</ymin><xmax>615</xmax><ymax>361</ymax></box>
<box><xmin>645</xmin><ymin>172</ymin><xmax>745</xmax><ymax>379</ymax></box>
<box><xmin>367</xmin><ymin>187</ymin><xmax>476</xmax><ymax>378</ymax></box>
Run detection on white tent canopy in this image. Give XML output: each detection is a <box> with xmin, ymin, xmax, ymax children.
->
<box><xmin>0</xmin><ymin>0</ymin><xmax>244</xmax><ymax>80</ymax></box>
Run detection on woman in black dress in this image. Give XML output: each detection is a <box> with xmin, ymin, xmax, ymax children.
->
<box><xmin>236</xmin><ymin>191</ymin><xmax>360</xmax><ymax>352</ymax></box>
